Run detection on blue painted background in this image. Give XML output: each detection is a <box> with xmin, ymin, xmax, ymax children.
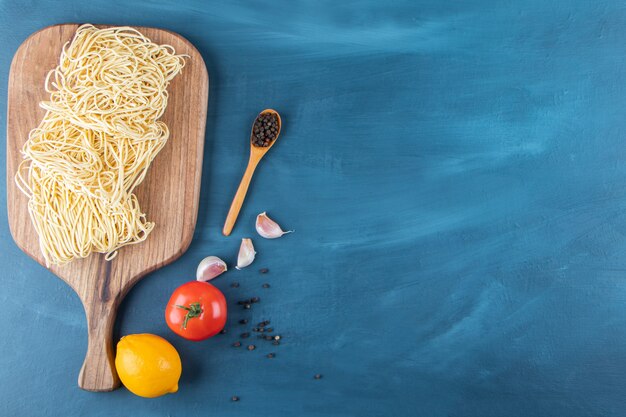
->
<box><xmin>2</xmin><ymin>0</ymin><xmax>626</xmax><ymax>416</ymax></box>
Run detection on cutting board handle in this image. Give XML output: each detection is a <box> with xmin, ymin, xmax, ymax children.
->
<box><xmin>77</xmin><ymin>297</ymin><xmax>121</xmax><ymax>392</ymax></box>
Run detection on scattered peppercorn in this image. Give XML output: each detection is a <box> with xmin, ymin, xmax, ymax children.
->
<box><xmin>230</xmin><ymin>283</ymin><xmax>285</xmax><ymax>361</ymax></box>
<box><xmin>251</xmin><ymin>113</ymin><xmax>279</xmax><ymax>147</ymax></box>
<box><xmin>231</xmin><ymin>396</ymin><xmax>240</xmax><ymax>402</ymax></box>
<box><xmin>259</xmin><ymin>268</ymin><xmax>269</xmax><ymax>274</ymax></box>
<box><xmin>230</xmin><ymin>282</ymin><xmax>240</xmax><ymax>288</ymax></box>
<box><xmin>314</xmin><ymin>374</ymin><xmax>323</xmax><ymax>380</ymax></box>
<box><xmin>220</xmin><ymin>329</ymin><xmax>227</xmax><ymax>334</ymax></box>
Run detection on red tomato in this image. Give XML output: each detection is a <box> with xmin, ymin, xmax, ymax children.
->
<box><xmin>165</xmin><ymin>281</ymin><xmax>227</xmax><ymax>341</ymax></box>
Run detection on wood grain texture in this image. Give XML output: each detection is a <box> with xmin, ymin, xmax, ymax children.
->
<box><xmin>6</xmin><ymin>24</ymin><xmax>208</xmax><ymax>392</ymax></box>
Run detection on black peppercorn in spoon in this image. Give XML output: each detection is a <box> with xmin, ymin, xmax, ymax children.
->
<box><xmin>223</xmin><ymin>109</ymin><xmax>282</xmax><ymax>236</ymax></box>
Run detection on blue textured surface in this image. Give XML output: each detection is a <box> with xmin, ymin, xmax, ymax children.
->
<box><xmin>2</xmin><ymin>0</ymin><xmax>626</xmax><ymax>416</ymax></box>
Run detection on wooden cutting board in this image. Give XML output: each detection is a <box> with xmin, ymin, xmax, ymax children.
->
<box><xmin>6</xmin><ymin>24</ymin><xmax>208</xmax><ymax>392</ymax></box>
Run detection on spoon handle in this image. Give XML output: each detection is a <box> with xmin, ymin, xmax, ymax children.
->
<box><xmin>223</xmin><ymin>154</ymin><xmax>261</xmax><ymax>236</ymax></box>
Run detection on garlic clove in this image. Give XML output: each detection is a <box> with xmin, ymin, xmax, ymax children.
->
<box><xmin>196</xmin><ymin>256</ymin><xmax>227</xmax><ymax>282</ymax></box>
<box><xmin>255</xmin><ymin>212</ymin><xmax>294</xmax><ymax>239</ymax></box>
<box><xmin>236</xmin><ymin>238</ymin><xmax>256</xmax><ymax>270</ymax></box>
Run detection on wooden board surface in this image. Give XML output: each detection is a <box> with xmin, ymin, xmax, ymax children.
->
<box><xmin>6</xmin><ymin>24</ymin><xmax>208</xmax><ymax>391</ymax></box>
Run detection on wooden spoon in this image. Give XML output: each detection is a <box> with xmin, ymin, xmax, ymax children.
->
<box><xmin>223</xmin><ymin>109</ymin><xmax>282</xmax><ymax>236</ymax></box>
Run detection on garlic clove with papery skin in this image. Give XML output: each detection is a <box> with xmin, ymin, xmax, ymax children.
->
<box><xmin>236</xmin><ymin>238</ymin><xmax>256</xmax><ymax>270</ymax></box>
<box><xmin>196</xmin><ymin>256</ymin><xmax>227</xmax><ymax>282</ymax></box>
<box><xmin>255</xmin><ymin>212</ymin><xmax>294</xmax><ymax>239</ymax></box>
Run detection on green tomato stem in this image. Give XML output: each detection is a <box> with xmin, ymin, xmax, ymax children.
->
<box><xmin>176</xmin><ymin>302</ymin><xmax>203</xmax><ymax>329</ymax></box>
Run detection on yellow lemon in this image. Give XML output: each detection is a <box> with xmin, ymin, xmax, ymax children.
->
<box><xmin>115</xmin><ymin>333</ymin><xmax>182</xmax><ymax>398</ymax></box>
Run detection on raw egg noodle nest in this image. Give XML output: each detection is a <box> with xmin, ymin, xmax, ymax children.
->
<box><xmin>15</xmin><ymin>24</ymin><xmax>186</xmax><ymax>266</ymax></box>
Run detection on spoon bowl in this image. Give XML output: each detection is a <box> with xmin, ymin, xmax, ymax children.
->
<box><xmin>250</xmin><ymin>109</ymin><xmax>282</xmax><ymax>154</ymax></box>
